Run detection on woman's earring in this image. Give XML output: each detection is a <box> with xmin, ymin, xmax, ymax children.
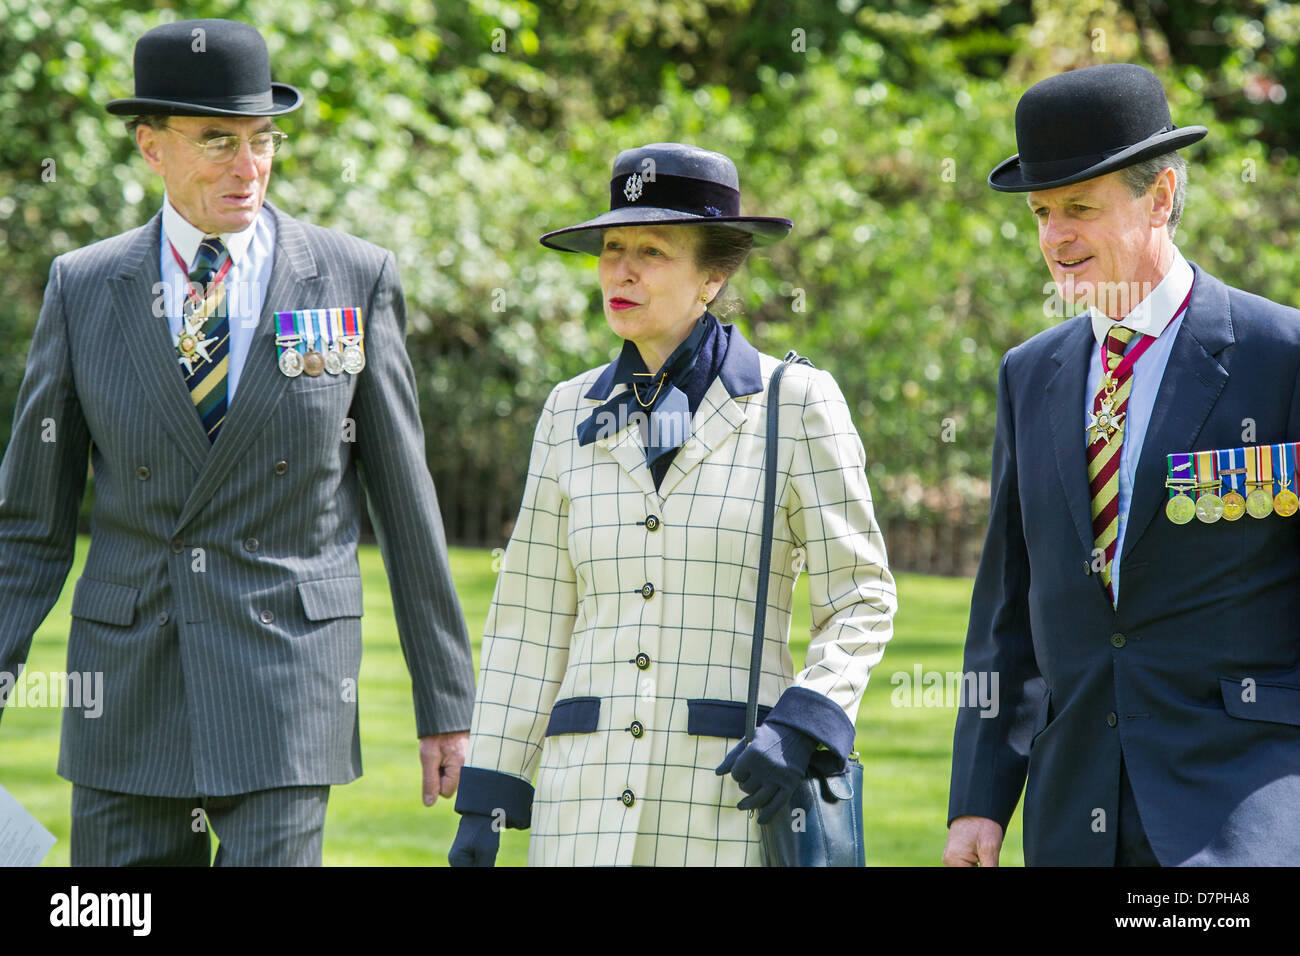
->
<box><xmin>700</xmin><ymin>293</ymin><xmax>708</xmax><ymax>302</ymax></box>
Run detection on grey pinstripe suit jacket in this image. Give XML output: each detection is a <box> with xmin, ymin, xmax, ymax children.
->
<box><xmin>0</xmin><ymin>203</ymin><xmax>475</xmax><ymax>797</ymax></box>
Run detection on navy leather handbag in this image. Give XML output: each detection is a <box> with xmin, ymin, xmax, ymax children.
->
<box><xmin>748</xmin><ymin>352</ymin><xmax>867</xmax><ymax>868</ymax></box>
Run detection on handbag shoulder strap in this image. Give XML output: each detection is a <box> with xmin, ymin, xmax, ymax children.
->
<box><xmin>745</xmin><ymin>350</ymin><xmax>816</xmax><ymax>743</ymax></box>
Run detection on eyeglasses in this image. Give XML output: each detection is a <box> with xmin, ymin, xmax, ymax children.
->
<box><xmin>159</xmin><ymin>126</ymin><xmax>287</xmax><ymax>164</ymax></box>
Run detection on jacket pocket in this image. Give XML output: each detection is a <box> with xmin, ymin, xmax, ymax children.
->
<box><xmin>686</xmin><ymin>698</ymin><xmax>773</xmax><ymax>739</ymax></box>
<box><xmin>545</xmin><ymin>697</ymin><xmax>600</xmax><ymax>735</ymax></box>
<box><xmin>297</xmin><ymin>577</ymin><xmax>364</xmax><ymax>622</ymax></box>
<box><xmin>70</xmin><ymin>578</ymin><xmax>139</xmax><ymax>627</ymax></box>
<box><xmin>1220</xmin><ymin>676</ymin><xmax>1300</xmax><ymax>727</ymax></box>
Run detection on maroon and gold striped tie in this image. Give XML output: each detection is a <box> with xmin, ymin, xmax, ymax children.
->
<box><xmin>1087</xmin><ymin>326</ymin><xmax>1138</xmax><ymax>603</ymax></box>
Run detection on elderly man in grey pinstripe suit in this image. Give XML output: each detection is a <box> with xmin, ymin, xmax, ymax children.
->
<box><xmin>0</xmin><ymin>19</ymin><xmax>475</xmax><ymax>865</ymax></box>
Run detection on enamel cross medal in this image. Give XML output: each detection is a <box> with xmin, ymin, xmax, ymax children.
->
<box><xmin>175</xmin><ymin>312</ymin><xmax>218</xmax><ymax>376</ymax></box>
<box><xmin>1086</xmin><ymin>375</ymin><xmax>1126</xmax><ymax>446</ymax></box>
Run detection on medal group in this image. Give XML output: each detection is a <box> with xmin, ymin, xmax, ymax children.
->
<box><xmin>1165</xmin><ymin>443</ymin><xmax>1300</xmax><ymax>524</ymax></box>
<box><xmin>274</xmin><ymin>307</ymin><xmax>366</xmax><ymax>378</ymax></box>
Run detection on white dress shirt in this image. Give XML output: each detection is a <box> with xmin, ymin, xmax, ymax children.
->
<box><xmin>159</xmin><ymin>197</ymin><xmax>275</xmax><ymax>403</ymax></box>
<box><xmin>1084</xmin><ymin>246</ymin><xmax>1194</xmax><ymax>600</ymax></box>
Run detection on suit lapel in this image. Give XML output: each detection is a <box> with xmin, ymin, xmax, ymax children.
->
<box><xmin>175</xmin><ymin>206</ymin><xmax>319</xmax><ymax>529</ymax></box>
<box><xmin>1120</xmin><ymin>265</ymin><xmax>1232</xmax><ymax>564</ymax></box>
<box><xmin>1045</xmin><ymin>316</ymin><xmax>1097</xmax><ymax>557</ymax></box>
<box><xmin>108</xmin><ymin>211</ymin><xmax>212</xmax><ymax>473</ymax></box>
<box><xmin>655</xmin><ymin>377</ymin><xmax>749</xmax><ymax>499</ymax></box>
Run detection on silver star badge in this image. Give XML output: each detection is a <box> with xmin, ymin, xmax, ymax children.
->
<box><xmin>175</xmin><ymin>314</ymin><xmax>217</xmax><ymax>376</ymax></box>
<box><xmin>1086</xmin><ymin>398</ymin><xmax>1126</xmax><ymax>446</ymax></box>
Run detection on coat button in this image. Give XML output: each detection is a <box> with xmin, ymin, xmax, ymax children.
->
<box><xmin>170</xmin><ymin>538</ymin><xmax>184</xmax><ymax>554</ymax></box>
<box><xmin>136</xmin><ymin>466</ymin><xmax>151</xmax><ymax>481</ymax></box>
<box><xmin>620</xmin><ymin>789</ymin><xmax>635</xmax><ymax>808</ymax></box>
<box><xmin>644</xmin><ymin>515</ymin><xmax>660</xmax><ymax>532</ymax></box>
<box><xmin>157</xmin><ymin>611</ymin><xmax>169</xmax><ymax>627</ymax></box>
<box><xmin>1106</xmin><ymin>712</ymin><xmax>1118</xmax><ymax>728</ymax></box>
<box><xmin>274</xmin><ymin>461</ymin><xmax>288</xmax><ymax>476</ymax></box>
<box><xmin>629</xmin><ymin>720</ymin><xmax>645</xmax><ymax>739</ymax></box>
<box><xmin>640</xmin><ymin>582</ymin><xmax>655</xmax><ymax>600</ymax></box>
<box><xmin>634</xmin><ymin>652</ymin><xmax>651</xmax><ymax>670</ymax></box>
<box><xmin>260</xmin><ymin>609</ymin><xmax>275</xmax><ymax>625</ymax></box>
<box><xmin>1110</xmin><ymin>632</ymin><xmax>1126</xmax><ymax>648</ymax></box>
<box><xmin>244</xmin><ymin>537</ymin><xmax>261</xmax><ymax>553</ymax></box>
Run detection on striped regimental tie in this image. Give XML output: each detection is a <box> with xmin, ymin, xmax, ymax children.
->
<box><xmin>1087</xmin><ymin>326</ymin><xmax>1138</xmax><ymax>603</ymax></box>
<box><xmin>181</xmin><ymin>236</ymin><xmax>231</xmax><ymax>443</ymax></box>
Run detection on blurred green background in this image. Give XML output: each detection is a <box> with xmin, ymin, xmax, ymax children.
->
<box><xmin>4</xmin><ymin>540</ymin><xmax>1016</xmax><ymax>866</ymax></box>
<box><xmin>3</xmin><ymin>0</ymin><xmax>1298</xmax><ymax>569</ymax></box>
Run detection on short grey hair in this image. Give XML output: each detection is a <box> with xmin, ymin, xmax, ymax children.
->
<box><xmin>1118</xmin><ymin>151</ymin><xmax>1187</xmax><ymax>238</ymax></box>
<box><xmin>125</xmin><ymin>114</ymin><xmax>168</xmax><ymax>135</ymax></box>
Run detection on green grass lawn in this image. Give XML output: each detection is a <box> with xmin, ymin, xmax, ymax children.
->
<box><xmin>1</xmin><ymin>538</ymin><xmax>1023</xmax><ymax>866</ymax></box>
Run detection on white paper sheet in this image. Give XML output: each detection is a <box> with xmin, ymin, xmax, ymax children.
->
<box><xmin>0</xmin><ymin>783</ymin><xmax>57</xmax><ymax>866</ymax></box>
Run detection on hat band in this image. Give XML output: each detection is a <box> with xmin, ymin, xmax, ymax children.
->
<box><xmin>1018</xmin><ymin>126</ymin><xmax>1175</xmax><ymax>182</ymax></box>
<box><xmin>610</xmin><ymin>172</ymin><xmax>741</xmax><ymax>217</ymax></box>
<box><xmin>140</xmin><ymin>89</ymin><xmax>277</xmax><ymax>111</ymax></box>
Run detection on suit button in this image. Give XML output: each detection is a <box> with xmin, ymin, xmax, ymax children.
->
<box><xmin>620</xmin><ymin>789</ymin><xmax>635</xmax><ymax>808</ymax></box>
<box><xmin>1106</xmin><ymin>712</ymin><xmax>1118</xmax><ymax>728</ymax></box>
<box><xmin>244</xmin><ymin>537</ymin><xmax>261</xmax><ymax>553</ymax></box>
<box><xmin>170</xmin><ymin>538</ymin><xmax>184</xmax><ymax>553</ymax></box>
<box><xmin>644</xmin><ymin>515</ymin><xmax>660</xmax><ymax>532</ymax></box>
<box><xmin>634</xmin><ymin>652</ymin><xmax>651</xmax><ymax>670</ymax></box>
<box><xmin>136</xmin><ymin>466</ymin><xmax>151</xmax><ymax>481</ymax></box>
<box><xmin>274</xmin><ymin>461</ymin><xmax>288</xmax><ymax>476</ymax></box>
<box><xmin>640</xmin><ymin>582</ymin><xmax>655</xmax><ymax>599</ymax></box>
<box><xmin>1110</xmin><ymin>632</ymin><xmax>1126</xmax><ymax>648</ymax></box>
<box><xmin>260</xmin><ymin>609</ymin><xmax>275</xmax><ymax>625</ymax></box>
<box><xmin>629</xmin><ymin>720</ymin><xmax>645</xmax><ymax>739</ymax></box>
<box><xmin>157</xmin><ymin>611</ymin><xmax>169</xmax><ymax>627</ymax></box>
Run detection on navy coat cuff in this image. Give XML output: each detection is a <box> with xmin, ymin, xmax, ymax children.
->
<box><xmin>764</xmin><ymin>686</ymin><xmax>857</xmax><ymax>769</ymax></box>
<box><xmin>454</xmin><ymin>767</ymin><xmax>534</xmax><ymax>829</ymax></box>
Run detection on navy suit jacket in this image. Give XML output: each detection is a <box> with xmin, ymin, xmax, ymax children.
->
<box><xmin>949</xmin><ymin>263</ymin><xmax>1300</xmax><ymax>865</ymax></box>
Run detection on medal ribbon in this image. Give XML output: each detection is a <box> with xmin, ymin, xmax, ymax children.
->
<box><xmin>1217</xmin><ymin>447</ymin><xmax>1242</xmax><ymax>496</ymax></box>
<box><xmin>1193</xmin><ymin>450</ymin><xmax>1217</xmax><ymax>496</ymax></box>
<box><xmin>1166</xmin><ymin>451</ymin><xmax>1192</xmax><ymax>500</ymax></box>
<box><xmin>1098</xmin><ymin>284</ymin><xmax>1194</xmax><ymax>384</ymax></box>
<box><xmin>275</xmin><ymin>310</ymin><xmax>305</xmax><ymax>358</ymax></box>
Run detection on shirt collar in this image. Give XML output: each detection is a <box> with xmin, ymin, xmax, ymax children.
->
<box><xmin>162</xmin><ymin>194</ymin><xmax>261</xmax><ymax>268</ymax></box>
<box><xmin>1088</xmin><ymin>246</ymin><xmax>1194</xmax><ymax>346</ymax></box>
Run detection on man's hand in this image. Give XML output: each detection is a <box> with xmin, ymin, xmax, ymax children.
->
<box><xmin>942</xmin><ymin>815</ymin><xmax>1004</xmax><ymax>866</ymax></box>
<box><xmin>419</xmin><ymin>731</ymin><xmax>468</xmax><ymax>807</ymax></box>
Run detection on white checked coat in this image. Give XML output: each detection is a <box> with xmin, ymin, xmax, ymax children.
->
<box><xmin>467</xmin><ymin>323</ymin><xmax>896</xmax><ymax>865</ymax></box>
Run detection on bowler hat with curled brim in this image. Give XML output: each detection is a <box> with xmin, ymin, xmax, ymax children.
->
<box><xmin>988</xmin><ymin>63</ymin><xmax>1206</xmax><ymax>193</ymax></box>
<box><xmin>539</xmin><ymin>143</ymin><xmax>793</xmax><ymax>255</ymax></box>
<box><xmin>107</xmin><ymin>19</ymin><xmax>301</xmax><ymax>117</ymax></box>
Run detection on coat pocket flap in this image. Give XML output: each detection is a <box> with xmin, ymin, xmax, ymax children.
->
<box><xmin>1220</xmin><ymin>677</ymin><xmax>1300</xmax><ymax>726</ymax></box>
<box><xmin>545</xmin><ymin>697</ymin><xmax>600</xmax><ymax>735</ymax></box>
<box><xmin>686</xmin><ymin>699</ymin><xmax>773</xmax><ymax>739</ymax></box>
<box><xmin>70</xmin><ymin>578</ymin><xmax>139</xmax><ymax>627</ymax></box>
<box><xmin>297</xmin><ymin>577</ymin><xmax>364</xmax><ymax>622</ymax></box>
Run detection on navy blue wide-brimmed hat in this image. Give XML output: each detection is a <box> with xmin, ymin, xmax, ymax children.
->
<box><xmin>989</xmin><ymin>63</ymin><xmax>1206</xmax><ymax>192</ymax></box>
<box><xmin>540</xmin><ymin>143</ymin><xmax>793</xmax><ymax>255</ymax></box>
<box><xmin>107</xmin><ymin>19</ymin><xmax>302</xmax><ymax>117</ymax></box>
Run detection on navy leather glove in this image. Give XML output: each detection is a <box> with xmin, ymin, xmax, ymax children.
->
<box><xmin>448</xmin><ymin>812</ymin><xmax>501</xmax><ymax>867</ymax></box>
<box><xmin>715</xmin><ymin>721</ymin><xmax>817</xmax><ymax>825</ymax></box>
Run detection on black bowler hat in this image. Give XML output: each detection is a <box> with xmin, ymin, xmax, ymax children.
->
<box><xmin>107</xmin><ymin>19</ymin><xmax>301</xmax><ymax>117</ymax></box>
<box><xmin>988</xmin><ymin>63</ymin><xmax>1206</xmax><ymax>192</ymax></box>
<box><xmin>540</xmin><ymin>143</ymin><xmax>793</xmax><ymax>255</ymax></box>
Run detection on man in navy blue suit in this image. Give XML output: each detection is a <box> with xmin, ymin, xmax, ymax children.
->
<box><xmin>944</xmin><ymin>63</ymin><xmax>1300</xmax><ymax>866</ymax></box>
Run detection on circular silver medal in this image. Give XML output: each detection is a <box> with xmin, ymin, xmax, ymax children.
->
<box><xmin>278</xmin><ymin>348</ymin><xmax>304</xmax><ymax>377</ymax></box>
<box><xmin>324</xmin><ymin>349</ymin><xmax>343</xmax><ymax>375</ymax></box>
<box><xmin>342</xmin><ymin>344</ymin><xmax>365</xmax><ymax>374</ymax></box>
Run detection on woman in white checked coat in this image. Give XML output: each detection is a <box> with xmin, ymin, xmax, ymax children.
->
<box><xmin>450</xmin><ymin>144</ymin><xmax>896</xmax><ymax>866</ymax></box>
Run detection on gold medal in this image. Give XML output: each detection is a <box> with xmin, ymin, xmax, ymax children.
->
<box><xmin>1166</xmin><ymin>493</ymin><xmax>1196</xmax><ymax>525</ymax></box>
<box><xmin>1221</xmin><ymin>491</ymin><xmax>1246</xmax><ymax>521</ymax></box>
<box><xmin>1275</xmin><ymin>489</ymin><xmax>1298</xmax><ymax>517</ymax></box>
<box><xmin>1246</xmin><ymin>487</ymin><xmax>1274</xmax><ymax>519</ymax></box>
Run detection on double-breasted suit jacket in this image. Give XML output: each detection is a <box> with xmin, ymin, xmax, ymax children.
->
<box><xmin>0</xmin><ymin>203</ymin><xmax>475</xmax><ymax>797</ymax></box>
<box><xmin>465</xmin><ymin>323</ymin><xmax>897</xmax><ymax>865</ymax></box>
<box><xmin>949</xmin><ymin>264</ymin><xmax>1300</xmax><ymax>865</ymax></box>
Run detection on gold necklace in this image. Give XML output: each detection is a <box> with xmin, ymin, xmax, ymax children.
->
<box><xmin>632</xmin><ymin>373</ymin><xmax>665</xmax><ymax>407</ymax></box>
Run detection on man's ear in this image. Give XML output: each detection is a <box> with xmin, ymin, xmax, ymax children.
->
<box><xmin>1148</xmin><ymin>165</ymin><xmax>1176</xmax><ymax>230</ymax></box>
<box><xmin>136</xmin><ymin>124</ymin><xmax>167</xmax><ymax>177</ymax></box>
